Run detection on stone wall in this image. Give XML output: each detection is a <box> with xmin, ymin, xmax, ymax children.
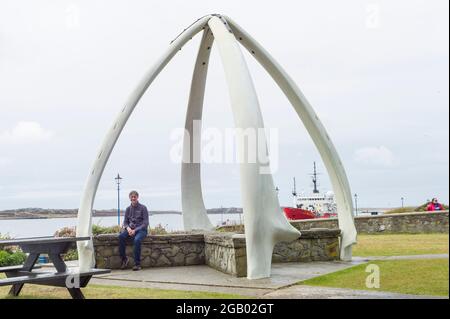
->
<box><xmin>93</xmin><ymin>229</ymin><xmax>341</xmax><ymax>276</ymax></box>
<box><xmin>290</xmin><ymin>211</ymin><xmax>449</xmax><ymax>234</ymax></box>
<box><xmin>93</xmin><ymin>233</ymin><xmax>205</xmax><ymax>269</ymax></box>
<box><xmin>204</xmin><ymin>229</ymin><xmax>340</xmax><ymax>277</ymax></box>
<box><xmin>273</xmin><ymin>229</ymin><xmax>340</xmax><ymax>263</ymax></box>
<box><xmin>204</xmin><ymin>233</ymin><xmax>247</xmax><ymax>277</ymax></box>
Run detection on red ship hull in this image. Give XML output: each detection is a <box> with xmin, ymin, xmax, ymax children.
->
<box><xmin>282</xmin><ymin>207</ymin><xmax>317</xmax><ymax>220</ymax></box>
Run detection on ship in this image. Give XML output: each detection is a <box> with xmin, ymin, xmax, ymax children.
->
<box><xmin>282</xmin><ymin>162</ymin><xmax>338</xmax><ymax>220</ymax></box>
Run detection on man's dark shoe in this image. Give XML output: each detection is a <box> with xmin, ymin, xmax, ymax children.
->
<box><xmin>132</xmin><ymin>265</ymin><xmax>142</xmax><ymax>271</ymax></box>
<box><xmin>120</xmin><ymin>257</ymin><xmax>129</xmax><ymax>270</ymax></box>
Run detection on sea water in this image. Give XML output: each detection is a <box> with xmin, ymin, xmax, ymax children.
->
<box><xmin>0</xmin><ymin>213</ymin><xmax>243</xmax><ymax>238</ymax></box>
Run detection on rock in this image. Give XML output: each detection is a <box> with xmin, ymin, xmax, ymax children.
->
<box><xmin>141</xmin><ymin>256</ymin><xmax>151</xmax><ymax>267</ymax></box>
<box><xmin>108</xmin><ymin>256</ymin><xmax>123</xmax><ymax>269</ymax></box>
<box><xmin>141</xmin><ymin>247</ymin><xmax>151</xmax><ymax>256</ymax></box>
<box><xmin>170</xmin><ymin>252</ymin><xmax>186</xmax><ymax>265</ymax></box>
<box><xmin>162</xmin><ymin>245</ymin><xmax>180</xmax><ymax>257</ymax></box>
<box><xmin>100</xmin><ymin>247</ymin><xmax>113</xmax><ymax>257</ymax></box>
<box><xmin>95</xmin><ymin>257</ymin><xmax>106</xmax><ymax>269</ymax></box>
<box><xmin>156</xmin><ymin>254</ymin><xmax>171</xmax><ymax>267</ymax></box>
<box><xmin>185</xmin><ymin>253</ymin><xmax>204</xmax><ymax>265</ymax></box>
<box><xmin>150</xmin><ymin>249</ymin><xmax>161</xmax><ymax>259</ymax></box>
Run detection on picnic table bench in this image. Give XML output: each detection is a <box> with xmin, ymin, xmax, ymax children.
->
<box><xmin>0</xmin><ymin>236</ymin><xmax>110</xmax><ymax>299</ymax></box>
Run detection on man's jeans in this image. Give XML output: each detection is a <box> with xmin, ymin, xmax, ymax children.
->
<box><xmin>119</xmin><ymin>229</ymin><xmax>148</xmax><ymax>265</ymax></box>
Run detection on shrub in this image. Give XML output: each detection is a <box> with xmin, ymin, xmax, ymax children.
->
<box><xmin>92</xmin><ymin>224</ymin><xmax>122</xmax><ymax>235</ymax></box>
<box><xmin>0</xmin><ymin>233</ymin><xmax>22</xmax><ymax>254</ymax></box>
<box><xmin>93</xmin><ymin>223</ymin><xmax>171</xmax><ymax>235</ymax></box>
<box><xmin>0</xmin><ymin>251</ymin><xmax>9</xmax><ymax>265</ymax></box>
<box><xmin>149</xmin><ymin>224</ymin><xmax>168</xmax><ymax>235</ymax></box>
<box><xmin>384</xmin><ymin>207</ymin><xmax>417</xmax><ymax>214</ymax></box>
<box><xmin>216</xmin><ymin>224</ymin><xmax>245</xmax><ymax>233</ymax></box>
<box><xmin>54</xmin><ymin>226</ymin><xmax>77</xmax><ymax>237</ymax></box>
<box><xmin>0</xmin><ymin>250</ymin><xmax>26</xmax><ymax>267</ymax></box>
<box><xmin>53</xmin><ymin>223</ymin><xmax>174</xmax><ymax>237</ymax></box>
<box><xmin>0</xmin><ymin>233</ymin><xmax>10</xmax><ymax>240</ymax></box>
<box><xmin>54</xmin><ymin>225</ymin><xmax>122</xmax><ymax>236</ymax></box>
<box><xmin>63</xmin><ymin>249</ymin><xmax>78</xmax><ymax>261</ymax></box>
<box><xmin>53</xmin><ymin>228</ymin><xmax>79</xmax><ymax>261</ymax></box>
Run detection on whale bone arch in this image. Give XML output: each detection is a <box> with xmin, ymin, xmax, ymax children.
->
<box><xmin>77</xmin><ymin>14</ymin><xmax>357</xmax><ymax>279</ymax></box>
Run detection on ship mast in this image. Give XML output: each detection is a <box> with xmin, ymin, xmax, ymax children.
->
<box><xmin>312</xmin><ymin>162</ymin><xmax>319</xmax><ymax>194</ymax></box>
<box><xmin>292</xmin><ymin>177</ymin><xmax>298</xmax><ymax>207</ymax></box>
<box><xmin>292</xmin><ymin>177</ymin><xmax>297</xmax><ymax>197</ymax></box>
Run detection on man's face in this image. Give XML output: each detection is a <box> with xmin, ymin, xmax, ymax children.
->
<box><xmin>130</xmin><ymin>194</ymin><xmax>139</xmax><ymax>206</ymax></box>
<box><xmin>433</xmin><ymin>199</ymin><xmax>438</xmax><ymax>204</ymax></box>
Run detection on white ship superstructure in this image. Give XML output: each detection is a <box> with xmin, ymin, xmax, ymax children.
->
<box><xmin>292</xmin><ymin>162</ymin><xmax>337</xmax><ymax>217</ymax></box>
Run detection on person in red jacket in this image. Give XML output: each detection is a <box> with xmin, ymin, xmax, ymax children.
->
<box><xmin>427</xmin><ymin>198</ymin><xmax>444</xmax><ymax>211</ymax></box>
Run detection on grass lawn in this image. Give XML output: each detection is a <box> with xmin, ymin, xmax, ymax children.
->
<box><xmin>353</xmin><ymin>233</ymin><xmax>449</xmax><ymax>257</ymax></box>
<box><xmin>299</xmin><ymin>258</ymin><xmax>449</xmax><ymax>297</ymax></box>
<box><xmin>0</xmin><ymin>274</ymin><xmax>247</xmax><ymax>299</ymax></box>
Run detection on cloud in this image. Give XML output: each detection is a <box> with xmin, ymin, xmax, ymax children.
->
<box><xmin>1</xmin><ymin>190</ymin><xmax>80</xmax><ymax>200</ymax></box>
<box><xmin>354</xmin><ymin>146</ymin><xmax>396</xmax><ymax>167</ymax></box>
<box><xmin>0</xmin><ymin>157</ymin><xmax>12</xmax><ymax>170</ymax></box>
<box><xmin>0</xmin><ymin>121</ymin><xmax>54</xmax><ymax>144</ymax></box>
<box><xmin>0</xmin><ymin>157</ymin><xmax>12</xmax><ymax>167</ymax></box>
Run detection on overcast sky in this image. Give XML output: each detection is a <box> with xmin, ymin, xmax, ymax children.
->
<box><xmin>0</xmin><ymin>0</ymin><xmax>448</xmax><ymax>211</ymax></box>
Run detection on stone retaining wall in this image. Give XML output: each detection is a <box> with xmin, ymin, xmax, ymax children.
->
<box><xmin>204</xmin><ymin>229</ymin><xmax>340</xmax><ymax>277</ymax></box>
<box><xmin>93</xmin><ymin>233</ymin><xmax>205</xmax><ymax>269</ymax></box>
<box><xmin>93</xmin><ymin>229</ymin><xmax>341</xmax><ymax>276</ymax></box>
<box><xmin>273</xmin><ymin>229</ymin><xmax>340</xmax><ymax>263</ymax></box>
<box><xmin>217</xmin><ymin>212</ymin><xmax>449</xmax><ymax>234</ymax></box>
<box><xmin>204</xmin><ymin>233</ymin><xmax>247</xmax><ymax>277</ymax></box>
<box><xmin>290</xmin><ymin>211</ymin><xmax>449</xmax><ymax>234</ymax></box>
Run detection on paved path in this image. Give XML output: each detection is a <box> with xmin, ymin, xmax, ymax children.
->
<box><xmin>62</xmin><ymin>254</ymin><xmax>448</xmax><ymax>299</ymax></box>
<box><xmin>90</xmin><ymin>260</ymin><xmax>364</xmax><ymax>297</ymax></box>
<box><xmin>353</xmin><ymin>254</ymin><xmax>449</xmax><ymax>262</ymax></box>
<box><xmin>262</xmin><ymin>285</ymin><xmax>446</xmax><ymax>299</ymax></box>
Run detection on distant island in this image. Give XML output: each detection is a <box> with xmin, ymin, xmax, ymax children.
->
<box><xmin>0</xmin><ymin>207</ymin><xmax>243</xmax><ymax>220</ymax></box>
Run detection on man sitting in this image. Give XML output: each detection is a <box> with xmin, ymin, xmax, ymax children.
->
<box><xmin>119</xmin><ymin>190</ymin><xmax>149</xmax><ymax>271</ymax></box>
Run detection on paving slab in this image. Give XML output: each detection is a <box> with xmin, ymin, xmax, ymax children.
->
<box><xmin>92</xmin><ymin>261</ymin><xmax>364</xmax><ymax>290</ymax></box>
<box><xmin>61</xmin><ymin>257</ymin><xmax>448</xmax><ymax>299</ymax></box>
<box><xmin>90</xmin><ymin>277</ymin><xmax>270</xmax><ymax>297</ymax></box>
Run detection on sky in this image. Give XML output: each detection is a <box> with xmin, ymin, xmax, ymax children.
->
<box><xmin>0</xmin><ymin>0</ymin><xmax>448</xmax><ymax>211</ymax></box>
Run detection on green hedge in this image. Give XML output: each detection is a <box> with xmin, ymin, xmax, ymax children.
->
<box><xmin>92</xmin><ymin>224</ymin><xmax>122</xmax><ymax>235</ymax></box>
<box><xmin>0</xmin><ymin>233</ymin><xmax>26</xmax><ymax>266</ymax></box>
<box><xmin>53</xmin><ymin>224</ymin><xmax>173</xmax><ymax>241</ymax></box>
<box><xmin>0</xmin><ymin>250</ymin><xmax>26</xmax><ymax>267</ymax></box>
<box><xmin>92</xmin><ymin>224</ymin><xmax>170</xmax><ymax>235</ymax></box>
<box><xmin>63</xmin><ymin>249</ymin><xmax>78</xmax><ymax>261</ymax></box>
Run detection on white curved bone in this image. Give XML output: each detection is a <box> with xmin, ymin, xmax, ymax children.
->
<box><xmin>207</xmin><ymin>17</ymin><xmax>301</xmax><ymax>279</ymax></box>
<box><xmin>181</xmin><ymin>27</ymin><xmax>215</xmax><ymax>231</ymax></box>
<box><xmin>76</xmin><ymin>15</ymin><xmax>213</xmax><ymax>271</ymax></box>
<box><xmin>76</xmin><ymin>14</ymin><xmax>356</xmax><ymax>277</ymax></box>
<box><xmin>223</xmin><ymin>16</ymin><xmax>357</xmax><ymax>260</ymax></box>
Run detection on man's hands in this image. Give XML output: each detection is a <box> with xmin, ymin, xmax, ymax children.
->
<box><xmin>126</xmin><ymin>227</ymin><xmax>136</xmax><ymax>237</ymax></box>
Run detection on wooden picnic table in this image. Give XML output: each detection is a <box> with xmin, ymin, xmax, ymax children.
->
<box><xmin>0</xmin><ymin>236</ymin><xmax>110</xmax><ymax>299</ymax></box>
